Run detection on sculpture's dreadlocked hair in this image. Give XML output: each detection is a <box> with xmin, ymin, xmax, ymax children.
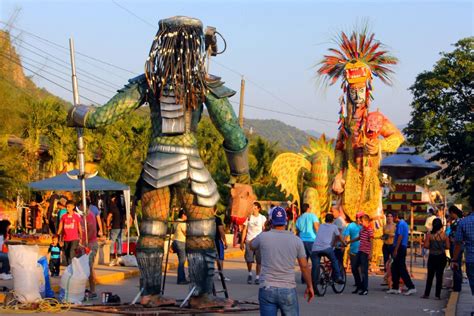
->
<box><xmin>145</xmin><ymin>16</ymin><xmax>207</xmax><ymax>110</ymax></box>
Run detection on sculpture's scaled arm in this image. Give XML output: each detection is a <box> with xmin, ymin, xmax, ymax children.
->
<box><xmin>68</xmin><ymin>74</ymin><xmax>148</xmax><ymax>128</ymax></box>
<box><xmin>204</xmin><ymin>75</ymin><xmax>249</xmax><ymax>184</ymax></box>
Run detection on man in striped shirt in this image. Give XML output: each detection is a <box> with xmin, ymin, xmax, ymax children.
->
<box><xmin>349</xmin><ymin>214</ymin><xmax>374</xmax><ymax>295</ymax></box>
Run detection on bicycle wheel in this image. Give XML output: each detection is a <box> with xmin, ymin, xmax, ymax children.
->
<box><xmin>314</xmin><ymin>265</ymin><xmax>328</xmax><ymax>297</ymax></box>
<box><xmin>332</xmin><ymin>266</ymin><xmax>346</xmax><ymax>294</ymax></box>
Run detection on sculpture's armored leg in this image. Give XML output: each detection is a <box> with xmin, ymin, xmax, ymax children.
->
<box><xmin>179</xmin><ymin>187</ymin><xmax>233</xmax><ymax>308</ymax></box>
<box><xmin>136</xmin><ymin>187</ymin><xmax>175</xmax><ymax>306</ymax></box>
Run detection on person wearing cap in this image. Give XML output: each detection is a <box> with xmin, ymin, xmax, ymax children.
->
<box><xmin>251</xmin><ymin>206</ymin><xmax>314</xmax><ymax>315</ymax></box>
<box><xmin>343</xmin><ymin>211</ymin><xmax>363</xmax><ymax>292</ymax></box>
<box><xmin>311</xmin><ymin>213</ymin><xmax>346</xmax><ymax>292</ymax></box>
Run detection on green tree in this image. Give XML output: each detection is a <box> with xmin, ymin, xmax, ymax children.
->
<box><xmin>91</xmin><ymin>111</ymin><xmax>150</xmax><ymax>189</ymax></box>
<box><xmin>405</xmin><ymin>37</ymin><xmax>473</xmax><ymax>206</ymax></box>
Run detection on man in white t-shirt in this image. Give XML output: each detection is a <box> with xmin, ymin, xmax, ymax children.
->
<box><xmin>311</xmin><ymin>213</ymin><xmax>346</xmax><ymax>290</ymax></box>
<box><xmin>333</xmin><ymin>206</ymin><xmax>347</xmax><ymax>266</ymax></box>
<box><xmin>240</xmin><ymin>202</ymin><xmax>267</xmax><ymax>284</ymax></box>
<box><xmin>425</xmin><ymin>208</ymin><xmax>437</xmax><ymax>232</ymax></box>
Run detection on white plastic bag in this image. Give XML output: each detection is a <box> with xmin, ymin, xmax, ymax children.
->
<box><xmin>59</xmin><ymin>254</ymin><xmax>90</xmax><ymax>304</ymax></box>
<box><xmin>8</xmin><ymin>245</ymin><xmax>41</xmax><ymax>303</ymax></box>
<box><xmin>120</xmin><ymin>254</ymin><xmax>138</xmax><ymax>267</ymax></box>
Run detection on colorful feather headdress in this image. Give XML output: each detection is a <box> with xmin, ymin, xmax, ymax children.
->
<box><xmin>316</xmin><ymin>28</ymin><xmax>398</xmax><ymax>137</ymax></box>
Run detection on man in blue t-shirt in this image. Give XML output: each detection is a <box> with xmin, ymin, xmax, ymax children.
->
<box><xmin>343</xmin><ymin>212</ymin><xmax>363</xmax><ymax>293</ymax></box>
<box><xmin>387</xmin><ymin>212</ymin><xmax>416</xmax><ymax>295</ymax></box>
<box><xmin>296</xmin><ymin>203</ymin><xmax>319</xmax><ymax>283</ymax></box>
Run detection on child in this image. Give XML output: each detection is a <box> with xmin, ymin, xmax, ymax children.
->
<box><xmin>48</xmin><ymin>235</ymin><xmax>61</xmax><ymax>276</ymax></box>
<box><xmin>349</xmin><ymin>214</ymin><xmax>374</xmax><ymax>295</ymax></box>
<box><xmin>57</xmin><ymin>200</ymin><xmax>82</xmax><ymax>266</ymax></box>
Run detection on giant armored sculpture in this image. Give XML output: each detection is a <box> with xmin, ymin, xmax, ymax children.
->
<box><xmin>272</xmin><ymin>29</ymin><xmax>404</xmax><ymax>223</ymax></box>
<box><xmin>68</xmin><ymin>16</ymin><xmax>251</xmax><ymax>308</ymax></box>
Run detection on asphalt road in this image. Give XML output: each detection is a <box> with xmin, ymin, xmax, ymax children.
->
<box><xmin>2</xmin><ymin>255</ymin><xmax>448</xmax><ymax>315</ymax></box>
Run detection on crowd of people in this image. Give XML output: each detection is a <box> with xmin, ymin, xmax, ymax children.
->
<box><xmin>1</xmin><ymin>192</ymin><xmax>473</xmax><ymax>313</ymax></box>
<box><xmin>0</xmin><ymin>191</ymin><xmax>129</xmax><ymax>298</ymax></box>
<box><xmin>233</xmin><ymin>202</ymin><xmax>474</xmax><ymax>315</ymax></box>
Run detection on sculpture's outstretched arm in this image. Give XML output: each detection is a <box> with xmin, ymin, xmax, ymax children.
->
<box><xmin>379</xmin><ymin>117</ymin><xmax>405</xmax><ymax>152</ymax></box>
<box><xmin>205</xmin><ymin>77</ymin><xmax>249</xmax><ymax>184</ymax></box>
<box><xmin>68</xmin><ymin>74</ymin><xmax>148</xmax><ymax>128</ymax></box>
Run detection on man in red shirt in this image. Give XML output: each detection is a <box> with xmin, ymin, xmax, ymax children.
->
<box><xmin>57</xmin><ymin>200</ymin><xmax>82</xmax><ymax>266</ymax></box>
<box><xmin>349</xmin><ymin>214</ymin><xmax>374</xmax><ymax>295</ymax></box>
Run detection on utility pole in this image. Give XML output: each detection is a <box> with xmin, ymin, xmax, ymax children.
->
<box><xmin>238</xmin><ymin>76</ymin><xmax>245</xmax><ymax>128</ymax></box>
<box><xmin>69</xmin><ymin>38</ymin><xmax>88</xmax><ymax>244</ymax></box>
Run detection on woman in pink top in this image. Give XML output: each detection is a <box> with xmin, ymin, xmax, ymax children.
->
<box><xmin>81</xmin><ymin>207</ymin><xmax>99</xmax><ymax>298</ymax></box>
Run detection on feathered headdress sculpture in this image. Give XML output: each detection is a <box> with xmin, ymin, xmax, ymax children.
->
<box><xmin>317</xmin><ymin>29</ymin><xmax>398</xmax><ymax>87</ymax></box>
<box><xmin>316</xmin><ymin>28</ymin><xmax>398</xmax><ymax>138</ymax></box>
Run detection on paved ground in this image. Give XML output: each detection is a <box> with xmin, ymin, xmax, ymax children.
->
<box><xmin>0</xmin><ymin>249</ymin><xmax>455</xmax><ymax>315</ymax></box>
<box><xmin>456</xmin><ymin>280</ymin><xmax>473</xmax><ymax>316</ymax></box>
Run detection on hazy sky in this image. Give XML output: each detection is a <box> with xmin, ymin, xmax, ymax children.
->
<box><xmin>1</xmin><ymin>0</ymin><xmax>472</xmax><ymax>136</ymax></box>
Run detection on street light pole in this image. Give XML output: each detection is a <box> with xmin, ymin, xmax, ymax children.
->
<box><xmin>238</xmin><ymin>76</ymin><xmax>245</xmax><ymax>128</ymax></box>
<box><xmin>69</xmin><ymin>38</ymin><xmax>88</xmax><ymax>244</ymax></box>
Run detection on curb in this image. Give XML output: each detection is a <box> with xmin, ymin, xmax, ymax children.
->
<box><xmin>445</xmin><ymin>291</ymin><xmax>459</xmax><ymax>316</ymax></box>
<box><xmin>0</xmin><ymin>251</ymin><xmax>244</xmax><ymax>301</ymax></box>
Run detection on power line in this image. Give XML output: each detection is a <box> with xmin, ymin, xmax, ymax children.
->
<box><xmin>13</xmin><ymin>53</ymin><xmax>117</xmax><ymax>94</ymax></box>
<box><xmin>0</xmin><ymin>52</ymin><xmax>112</xmax><ymax>100</ymax></box>
<box><xmin>0</xmin><ymin>53</ymin><xmax>100</xmax><ymax>105</ymax></box>
<box><xmin>229</xmin><ymin>100</ymin><xmax>336</xmax><ymax>124</ymax></box>
<box><xmin>211</xmin><ymin>59</ymin><xmax>314</xmax><ymax>117</ymax></box>
<box><xmin>0</xmin><ymin>21</ymin><xmax>137</xmax><ymax>75</ymax></box>
<box><xmin>10</xmin><ymin>32</ymin><xmax>127</xmax><ymax>83</ymax></box>
<box><xmin>1</xmin><ymin>16</ymin><xmax>335</xmax><ymax>125</ymax></box>
<box><xmin>112</xmin><ymin>0</ymin><xmax>156</xmax><ymax>29</ymax></box>
<box><xmin>108</xmin><ymin>2</ymin><xmax>317</xmax><ymax>120</ymax></box>
<box><xmin>0</xmin><ymin>32</ymin><xmax>122</xmax><ymax>90</ymax></box>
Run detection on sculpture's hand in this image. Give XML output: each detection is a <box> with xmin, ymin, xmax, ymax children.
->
<box><xmin>332</xmin><ymin>171</ymin><xmax>345</xmax><ymax>194</ymax></box>
<box><xmin>365</xmin><ymin>137</ymin><xmax>380</xmax><ymax>155</ymax></box>
<box><xmin>230</xmin><ymin>174</ymin><xmax>251</xmax><ymax>185</ymax></box>
<box><xmin>67</xmin><ymin>105</ymin><xmax>93</xmax><ymax>128</ymax></box>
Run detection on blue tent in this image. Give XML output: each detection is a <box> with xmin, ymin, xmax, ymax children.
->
<box><xmin>28</xmin><ymin>169</ymin><xmax>129</xmax><ymax>192</ymax></box>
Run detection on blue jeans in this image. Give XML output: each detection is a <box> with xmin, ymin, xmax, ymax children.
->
<box><xmin>311</xmin><ymin>248</ymin><xmax>342</xmax><ymax>286</ymax></box>
<box><xmin>349</xmin><ymin>253</ymin><xmax>361</xmax><ymax>289</ymax></box>
<box><xmin>173</xmin><ymin>240</ymin><xmax>187</xmax><ymax>283</ymax></box>
<box><xmin>258</xmin><ymin>287</ymin><xmax>299</xmax><ymax>316</ymax></box>
<box><xmin>0</xmin><ymin>252</ymin><xmax>10</xmax><ymax>273</ymax></box>
<box><xmin>466</xmin><ymin>262</ymin><xmax>474</xmax><ymax>295</ymax></box>
<box><xmin>356</xmin><ymin>252</ymin><xmax>369</xmax><ymax>291</ymax></box>
<box><xmin>450</xmin><ymin>246</ymin><xmax>463</xmax><ymax>292</ymax></box>
<box><xmin>302</xmin><ymin>241</ymin><xmax>313</xmax><ymax>261</ymax></box>
<box><xmin>109</xmin><ymin>228</ymin><xmax>123</xmax><ymax>255</ymax></box>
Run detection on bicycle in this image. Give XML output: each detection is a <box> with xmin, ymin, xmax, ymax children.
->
<box><xmin>314</xmin><ymin>256</ymin><xmax>346</xmax><ymax>296</ymax></box>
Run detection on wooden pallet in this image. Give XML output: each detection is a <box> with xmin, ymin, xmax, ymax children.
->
<box><xmin>71</xmin><ymin>301</ymin><xmax>259</xmax><ymax>315</ymax></box>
